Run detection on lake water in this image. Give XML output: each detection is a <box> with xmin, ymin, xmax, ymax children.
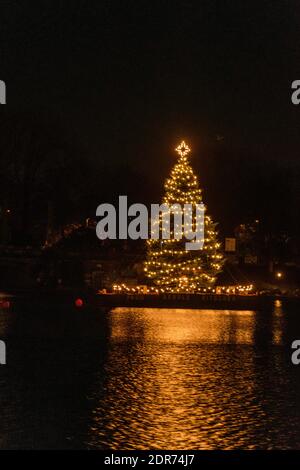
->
<box><xmin>0</xmin><ymin>303</ymin><xmax>300</xmax><ymax>449</ymax></box>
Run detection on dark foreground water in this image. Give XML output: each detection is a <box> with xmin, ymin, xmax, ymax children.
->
<box><xmin>0</xmin><ymin>302</ymin><xmax>300</xmax><ymax>449</ymax></box>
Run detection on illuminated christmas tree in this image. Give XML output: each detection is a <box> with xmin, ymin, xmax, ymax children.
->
<box><xmin>144</xmin><ymin>141</ymin><xmax>223</xmax><ymax>292</ymax></box>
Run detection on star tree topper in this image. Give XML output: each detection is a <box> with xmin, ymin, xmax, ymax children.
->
<box><xmin>175</xmin><ymin>140</ymin><xmax>191</xmax><ymax>158</ymax></box>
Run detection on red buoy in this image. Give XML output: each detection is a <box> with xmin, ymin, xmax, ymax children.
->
<box><xmin>75</xmin><ymin>298</ymin><xmax>84</xmax><ymax>308</ymax></box>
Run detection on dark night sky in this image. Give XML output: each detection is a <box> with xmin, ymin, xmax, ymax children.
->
<box><xmin>1</xmin><ymin>0</ymin><xmax>300</xmax><ymax>233</ymax></box>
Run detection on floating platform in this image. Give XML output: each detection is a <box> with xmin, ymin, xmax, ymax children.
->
<box><xmin>94</xmin><ymin>293</ymin><xmax>299</xmax><ymax>310</ymax></box>
<box><xmin>1</xmin><ymin>289</ymin><xmax>299</xmax><ymax>312</ymax></box>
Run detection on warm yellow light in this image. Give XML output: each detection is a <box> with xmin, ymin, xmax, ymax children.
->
<box><xmin>276</xmin><ymin>271</ymin><xmax>283</xmax><ymax>279</ymax></box>
<box><xmin>175</xmin><ymin>140</ymin><xmax>191</xmax><ymax>158</ymax></box>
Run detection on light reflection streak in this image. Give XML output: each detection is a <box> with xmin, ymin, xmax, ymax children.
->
<box><xmin>88</xmin><ymin>308</ymin><xmax>272</xmax><ymax>449</ymax></box>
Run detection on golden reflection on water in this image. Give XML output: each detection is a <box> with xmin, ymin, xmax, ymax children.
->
<box><xmin>110</xmin><ymin>308</ymin><xmax>256</xmax><ymax>345</ymax></box>
<box><xmin>272</xmin><ymin>301</ymin><xmax>284</xmax><ymax>345</ymax></box>
<box><xmin>87</xmin><ymin>308</ymin><xmax>289</xmax><ymax>450</ymax></box>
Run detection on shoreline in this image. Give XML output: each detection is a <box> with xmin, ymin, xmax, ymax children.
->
<box><xmin>1</xmin><ymin>288</ymin><xmax>300</xmax><ymax>311</ymax></box>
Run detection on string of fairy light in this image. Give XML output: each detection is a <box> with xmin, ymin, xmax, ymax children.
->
<box><xmin>144</xmin><ymin>140</ymin><xmax>224</xmax><ymax>293</ymax></box>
